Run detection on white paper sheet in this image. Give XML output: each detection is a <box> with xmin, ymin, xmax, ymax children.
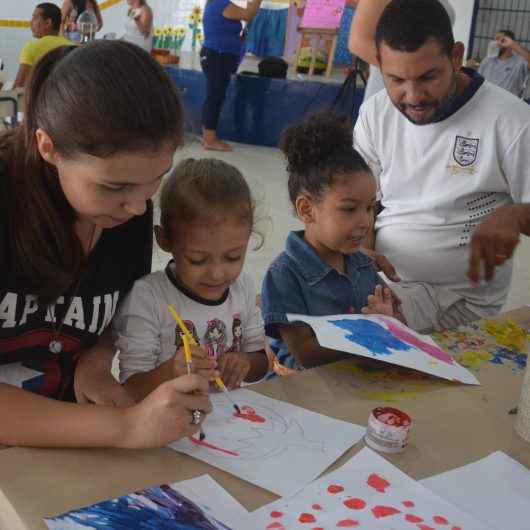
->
<box><xmin>289</xmin><ymin>313</ymin><xmax>479</xmax><ymax>385</ymax></box>
<box><xmin>170</xmin><ymin>389</ymin><xmax>365</xmax><ymax>497</ymax></box>
<box><xmin>421</xmin><ymin>451</ymin><xmax>530</xmax><ymax>530</ymax></box>
<box><xmin>250</xmin><ymin>447</ymin><xmax>493</xmax><ymax>529</ymax></box>
<box><xmin>172</xmin><ymin>475</ymin><xmax>250</xmax><ymax>529</ymax></box>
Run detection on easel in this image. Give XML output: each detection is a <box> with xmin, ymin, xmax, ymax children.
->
<box><xmin>293</xmin><ymin>27</ymin><xmax>339</xmax><ymax>78</ymax></box>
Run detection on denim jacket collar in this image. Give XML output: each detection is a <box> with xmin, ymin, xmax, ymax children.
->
<box><xmin>285</xmin><ymin>231</ymin><xmax>372</xmax><ymax>287</ymax></box>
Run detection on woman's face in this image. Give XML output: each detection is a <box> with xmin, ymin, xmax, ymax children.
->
<box><xmin>37</xmin><ymin>130</ymin><xmax>175</xmax><ymax>228</ymax></box>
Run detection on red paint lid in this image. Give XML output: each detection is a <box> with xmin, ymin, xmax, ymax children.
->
<box><xmin>372</xmin><ymin>407</ymin><xmax>411</xmax><ymax>428</ymax></box>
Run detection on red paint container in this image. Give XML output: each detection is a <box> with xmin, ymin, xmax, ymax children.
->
<box><xmin>365</xmin><ymin>407</ymin><xmax>412</xmax><ymax>454</ymax></box>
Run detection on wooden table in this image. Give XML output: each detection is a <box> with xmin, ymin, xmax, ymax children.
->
<box><xmin>0</xmin><ymin>308</ymin><xmax>529</xmax><ymax>530</ymax></box>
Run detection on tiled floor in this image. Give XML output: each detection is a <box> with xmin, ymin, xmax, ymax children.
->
<box><xmin>154</xmin><ymin>137</ymin><xmax>530</xmax><ymax>313</ymax></box>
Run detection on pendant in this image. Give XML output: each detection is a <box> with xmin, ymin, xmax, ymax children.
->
<box><xmin>49</xmin><ymin>340</ymin><xmax>63</xmax><ymax>354</ymax></box>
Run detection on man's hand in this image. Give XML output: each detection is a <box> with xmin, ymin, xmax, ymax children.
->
<box><xmin>361</xmin><ymin>248</ymin><xmax>401</xmax><ymax>282</ymax></box>
<box><xmin>468</xmin><ymin>205</ymin><xmax>521</xmax><ymax>284</ymax></box>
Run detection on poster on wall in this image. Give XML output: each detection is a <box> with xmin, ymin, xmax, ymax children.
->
<box><xmin>301</xmin><ymin>0</ymin><xmax>347</xmax><ymax>29</ymax></box>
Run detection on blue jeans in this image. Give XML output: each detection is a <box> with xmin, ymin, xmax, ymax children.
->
<box><xmin>200</xmin><ymin>47</ymin><xmax>239</xmax><ymax>130</ymax></box>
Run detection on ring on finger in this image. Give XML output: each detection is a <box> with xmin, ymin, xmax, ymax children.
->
<box><xmin>190</xmin><ymin>409</ymin><xmax>204</xmax><ymax>425</ymax></box>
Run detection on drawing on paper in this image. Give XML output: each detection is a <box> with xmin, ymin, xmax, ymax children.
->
<box><xmin>170</xmin><ymin>389</ymin><xmax>365</xmax><ymax>496</ymax></box>
<box><xmin>45</xmin><ymin>483</ymin><xmax>232</xmax><ymax>530</ymax></box>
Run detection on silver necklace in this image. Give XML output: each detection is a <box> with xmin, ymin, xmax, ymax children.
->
<box><xmin>48</xmin><ymin>224</ymin><xmax>97</xmax><ymax>354</ymax></box>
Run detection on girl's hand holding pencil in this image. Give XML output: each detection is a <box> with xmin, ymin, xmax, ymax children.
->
<box><xmin>173</xmin><ymin>343</ymin><xmax>218</xmax><ymax>380</ymax></box>
<box><xmin>217</xmin><ymin>352</ymin><xmax>250</xmax><ymax>389</ymax></box>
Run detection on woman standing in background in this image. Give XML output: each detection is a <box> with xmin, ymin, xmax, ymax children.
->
<box><xmin>201</xmin><ymin>0</ymin><xmax>263</xmax><ymax>151</ymax></box>
<box><xmin>61</xmin><ymin>0</ymin><xmax>103</xmax><ymax>41</ymax></box>
<box><xmin>123</xmin><ymin>0</ymin><xmax>153</xmax><ymax>52</ymax></box>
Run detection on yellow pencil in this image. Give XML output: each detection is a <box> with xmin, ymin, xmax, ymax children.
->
<box><xmin>167</xmin><ymin>304</ymin><xmax>241</xmax><ymax>413</ymax></box>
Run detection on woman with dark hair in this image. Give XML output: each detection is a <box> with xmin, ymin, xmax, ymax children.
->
<box><xmin>0</xmin><ymin>41</ymin><xmax>211</xmax><ymax>448</ymax></box>
<box><xmin>123</xmin><ymin>0</ymin><xmax>153</xmax><ymax>52</ymax></box>
<box><xmin>201</xmin><ymin>0</ymin><xmax>263</xmax><ymax>151</ymax></box>
<box><xmin>61</xmin><ymin>0</ymin><xmax>103</xmax><ymax>41</ymax></box>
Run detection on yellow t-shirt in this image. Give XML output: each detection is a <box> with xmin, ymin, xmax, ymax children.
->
<box><xmin>19</xmin><ymin>35</ymin><xmax>73</xmax><ymax>67</ymax></box>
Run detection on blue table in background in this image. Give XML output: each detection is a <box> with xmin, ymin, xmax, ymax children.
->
<box><xmin>166</xmin><ymin>66</ymin><xmax>364</xmax><ymax>148</ymax></box>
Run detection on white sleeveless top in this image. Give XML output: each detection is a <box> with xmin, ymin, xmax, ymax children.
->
<box><xmin>123</xmin><ymin>11</ymin><xmax>152</xmax><ymax>52</ymax></box>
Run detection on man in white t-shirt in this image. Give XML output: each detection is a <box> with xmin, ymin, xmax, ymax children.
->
<box><xmin>353</xmin><ymin>0</ymin><xmax>530</xmax><ymax>333</ymax></box>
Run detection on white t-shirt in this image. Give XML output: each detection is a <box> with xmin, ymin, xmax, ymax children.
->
<box><xmin>114</xmin><ymin>264</ymin><xmax>265</xmax><ymax>383</ymax></box>
<box><xmin>354</xmin><ymin>80</ymin><xmax>530</xmax><ymax>311</ymax></box>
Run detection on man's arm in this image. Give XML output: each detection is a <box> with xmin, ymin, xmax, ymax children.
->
<box><xmin>500</xmin><ymin>35</ymin><xmax>530</xmax><ymax>65</ymax></box>
<box><xmin>468</xmin><ymin>204</ymin><xmax>530</xmax><ymax>283</ymax></box>
<box><xmin>348</xmin><ymin>0</ymin><xmax>390</xmax><ymax>65</ymax></box>
<box><xmin>13</xmin><ymin>64</ymin><xmax>31</xmax><ymax>89</ymax></box>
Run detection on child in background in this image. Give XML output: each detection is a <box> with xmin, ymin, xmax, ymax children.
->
<box><xmin>261</xmin><ymin>112</ymin><xmax>400</xmax><ymax>373</ymax></box>
<box><xmin>114</xmin><ymin>158</ymin><xmax>269</xmax><ymax>401</ymax></box>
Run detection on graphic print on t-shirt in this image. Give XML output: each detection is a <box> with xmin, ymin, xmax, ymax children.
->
<box><xmin>174</xmin><ymin>320</ymin><xmax>200</xmax><ymax>349</ymax></box>
<box><xmin>204</xmin><ymin>318</ymin><xmax>227</xmax><ymax>359</ymax></box>
<box><xmin>229</xmin><ymin>314</ymin><xmax>243</xmax><ymax>352</ymax></box>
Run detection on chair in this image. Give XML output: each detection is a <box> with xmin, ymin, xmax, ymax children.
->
<box><xmin>0</xmin><ymin>88</ymin><xmax>24</xmax><ymax>128</ymax></box>
<box><xmin>293</xmin><ymin>27</ymin><xmax>339</xmax><ymax>78</ymax></box>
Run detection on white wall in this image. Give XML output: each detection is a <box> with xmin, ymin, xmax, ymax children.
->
<box><xmin>447</xmin><ymin>0</ymin><xmax>476</xmax><ymax>54</ymax></box>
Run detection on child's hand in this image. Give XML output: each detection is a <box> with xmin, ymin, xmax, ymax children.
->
<box><xmin>361</xmin><ymin>285</ymin><xmax>394</xmax><ymax>316</ymax></box>
<box><xmin>174</xmin><ymin>344</ymin><xmax>217</xmax><ymax>380</ymax></box>
<box><xmin>217</xmin><ymin>352</ymin><xmax>250</xmax><ymax>389</ymax></box>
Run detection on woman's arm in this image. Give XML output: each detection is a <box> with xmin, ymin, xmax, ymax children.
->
<box><xmin>348</xmin><ymin>0</ymin><xmax>390</xmax><ymax>65</ymax></box>
<box><xmin>278</xmin><ymin>324</ymin><xmax>350</xmax><ymax>369</ymax></box>
<box><xmin>91</xmin><ymin>0</ymin><xmax>104</xmax><ymax>31</ymax></box>
<box><xmin>133</xmin><ymin>5</ymin><xmax>153</xmax><ymax>37</ymax></box>
<box><xmin>223</xmin><ymin>0</ymin><xmax>264</xmax><ymax>22</ymax></box>
<box><xmin>60</xmin><ymin>0</ymin><xmax>73</xmax><ymax>35</ymax></box>
<box><xmin>0</xmin><ymin>374</ymin><xmax>211</xmax><ymax>448</ymax></box>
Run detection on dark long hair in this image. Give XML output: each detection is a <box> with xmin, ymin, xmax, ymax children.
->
<box><xmin>0</xmin><ymin>41</ymin><xmax>183</xmax><ymax>303</ymax></box>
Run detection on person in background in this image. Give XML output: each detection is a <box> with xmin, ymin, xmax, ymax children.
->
<box><xmin>14</xmin><ymin>3</ymin><xmax>71</xmax><ymax>89</ymax></box>
<box><xmin>123</xmin><ymin>0</ymin><xmax>153</xmax><ymax>52</ymax></box>
<box><xmin>201</xmin><ymin>0</ymin><xmax>263</xmax><ymax>151</ymax></box>
<box><xmin>61</xmin><ymin>0</ymin><xmax>103</xmax><ymax>42</ymax></box>
<box><xmin>348</xmin><ymin>0</ymin><xmax>455</xmax><ymax>102</ymax></box>
<box><xmin>0</xmin><ymin>41</ymin><xmax>211</xmax><ymax>448</ymax></box>
<box><xmin>477</xmin><ymin>30</ymin><xmax>529</xmax><ymax>98</ymax></box>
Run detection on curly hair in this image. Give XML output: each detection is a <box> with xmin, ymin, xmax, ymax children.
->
<box><xmin>279</xmin><ymin>111</ymin><xmax>370</xmax><ymax>206</ymax></box>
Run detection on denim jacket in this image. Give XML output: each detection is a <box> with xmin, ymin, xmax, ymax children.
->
<box><xmin>261</xmin><ymin>231</ymin><xmax>383</xmax><ymax>371</ymax></box>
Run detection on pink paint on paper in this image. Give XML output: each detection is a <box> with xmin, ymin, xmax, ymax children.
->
<box><xmin>312</xmin><ymin>504</ymin><xmax>323</xmax><ymax>510</ymax></box>
<box><xmin>367</xmin><ymin>474</ymin><xmax>391</xmax><ymax>493</ymax></box>
<box><xmin>301</xmin><ymin>0</ymin><xmax>346</xmax><ymax>30</ymax></box>
<box><xmin>266</xmin><ymin>523</ymin><xmax>285</xmax><ymax>530</ymax></box>
<box><xmin>417</xmin><ymin>525</ymin><xmax>436</xmax><ymax>530</ymax></box>
<box><xmin>270</xmin><ymin>511</ymin><xmax>283</xmax><ymax>518</ymax></box>
<box><xmin>371</xmin><ymin>505</ymin><xmax>401</xmax><ymax>519</ymax></box>
<box><xmin>405</xmin><ymin>514</ymin><xmax>423</xmax><ymax>523</ymax></box>
<box><xmin>379</xmin><ymin>317</ymin><xmax>454</xmax><ymax>365</ymax></box>
<box><xmin>189</xmin><ymin>437</ymin><xmax>240</xmax><ymax>456</ymax></box>
<box><xmin>433</xmin><ymin>516</ymin><xmax>449</xmax><ymax>525</ymax></box>
<box><xmin>402</xmin><ymin>500</ymin><xmax>415</xmax><ymax>508</ymax></box>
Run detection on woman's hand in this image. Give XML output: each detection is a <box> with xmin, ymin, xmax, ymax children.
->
<box><xmin>122</xmin><ymin>374</ymin><xmax>212</xmax><ymax>448</ymax></box>
<box><xmin>361</xmin><ymin>285</ymin><xmax>394</xmax><ymax>316</ymax></box>
<box><xmin>75</xmin><ymin>347</ymin><xmax>135</xmax><ymax>407</ymax></box>
<box><xmin>217</xmin><ymin>352</ymin><xmax>250</xmax><ymax>389</ymax></box>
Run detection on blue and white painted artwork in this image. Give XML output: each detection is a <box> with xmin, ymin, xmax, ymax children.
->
<box><xmin>44</xmin><ymin>482</ymin><xmax>233</xmax><ymax>530</ymax></box>
<box><xmin>287</xmin><ymin>314</ymin><xmax>479</xmax><ymax>385</ymax></box>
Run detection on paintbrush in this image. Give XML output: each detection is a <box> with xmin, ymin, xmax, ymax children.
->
<box><xmin>182</xmin><ymin>334</ymin><xmax>206</xmax><ymax>441</ymax></box>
